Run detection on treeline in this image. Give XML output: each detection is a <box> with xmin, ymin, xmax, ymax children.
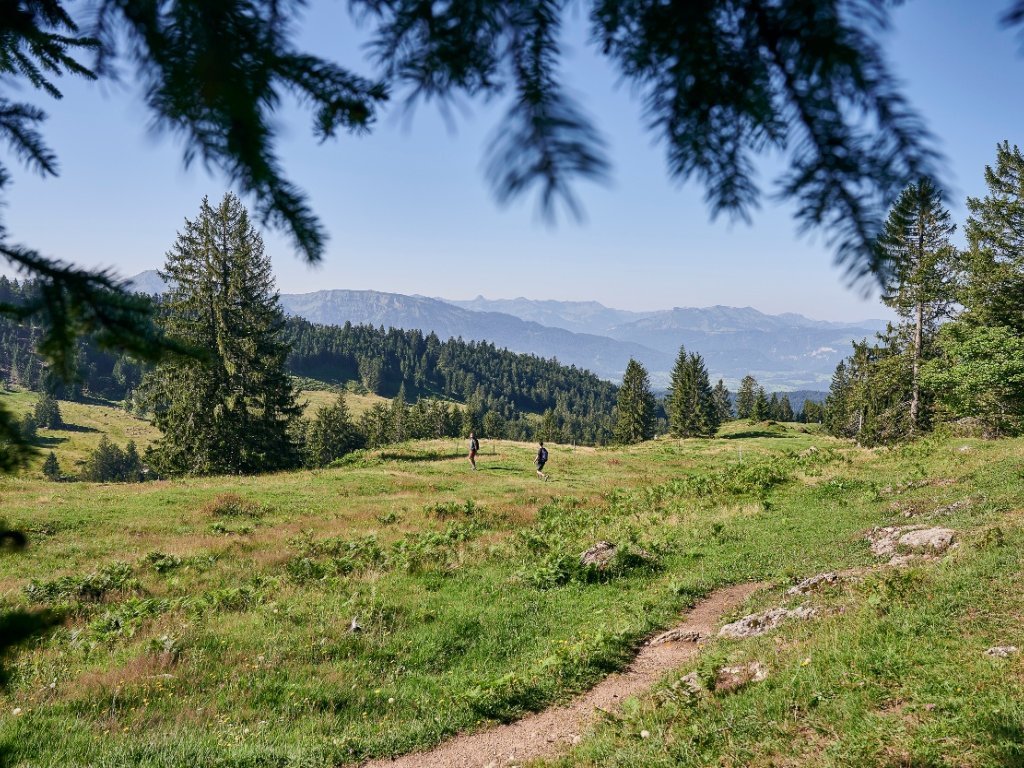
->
<box><xmin>823</xmin><ymin>142</ymin><xmax>1024</xmax><ymax>443</ymax></box>
<box><xmin>0</xmin><ymin>276</ymin><xmax>141</xmax><ymax>401</ymax></box>
<box><xmin>0</xmin><ymin>286</ymin><xmax>618</xmax><ymax>448</ymax></box>
<box><xmin>284</xmin><ymin>319</ymin><xmax>618</xmax><ymax>445</ymax></box>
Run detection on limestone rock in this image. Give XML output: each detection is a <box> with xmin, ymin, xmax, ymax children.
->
<box><xmin>866</xmin><ymin>526</ymin><xmax>956</xmax><ymax>557</ymax></box>
<box><xmin>651</xmin><ymin>628</ymin><xmax>704</xmax><ymax>646</ymax></box>
<box><xmin>897</xmin><ymin>527</ymin><xmax>956</xmax><ymax>554</ymax></box>
<box><xmin>715</xmin><ymin>661</ymin><xmax>769</xmax><ymax>693</ymax></box>
<box><xmin>985</xmin><ymin>645</ymin><xmax>1019</xmax><ymax>658</ymax></box>
<box><xmin>580</xmin><ymin>541</ymin><xmax>617</xmax><ymax>569</ymax></box>
<box><xmin>786</xmin><ymin>572</ymin><xmax>839</xmax><ymax>596</ymax></box>
<box><xmin>718</xmin><ymin>606</ymin><xmax>816</xmax><ymax>639</ymax></box>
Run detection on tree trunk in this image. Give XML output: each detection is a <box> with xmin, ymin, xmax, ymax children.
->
<box><xmin>910</xmin><ymin>301</ymin><xmax>923</xmax><ymax>431</ymax></box>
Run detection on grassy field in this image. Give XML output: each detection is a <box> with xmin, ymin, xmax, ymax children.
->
<box><xmin>1</xmin><ymin>415</ymin><xmax>1022</xmax><ymax>767</ymax></box>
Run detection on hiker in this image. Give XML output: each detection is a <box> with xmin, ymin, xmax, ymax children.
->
<box><xmin>468</xmin><ymin>432</ymin><xmax>480</xmax><ymax>470</ymax></box>
<box><xmin>535</xmin><ymin>441</ymin><xmax>548</xmax><ymax>480</ymax></box>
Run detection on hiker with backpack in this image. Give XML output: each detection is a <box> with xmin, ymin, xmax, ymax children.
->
<box><xmin>535</xmin><ymin>441</ymin><xmax>548</xmax><ymax>480</ymax></box>
<box><xmin>468</xmin><ymin>432</ymin><xmax>480</xmax><ymax>470</ymax></box>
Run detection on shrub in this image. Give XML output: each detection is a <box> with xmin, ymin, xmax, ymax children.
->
<box><xmin>201</xmin><ymin>493</ymin><xmax>267</xmax><ymax>519</ymax></box>
<box><xmin>24</xmin><ymin>561</ymin><xmax>138</xmax><ymax>604</ymax></box>
<box><xmin>144</xmin><ymin>551</ymin><xmax>183</xmax><ymax>573</ymax></box>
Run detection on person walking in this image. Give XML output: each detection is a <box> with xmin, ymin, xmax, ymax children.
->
<box><xmin>468</xmin><ymin>432</ymin><xmax>480</xmax><ymax>470</ymax></box>
<box><xmin>535</xmin><ymin>441</ymin><xmax>548</xmax><ymax>480</ymax></box>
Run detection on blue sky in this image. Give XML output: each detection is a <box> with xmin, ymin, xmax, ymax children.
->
<box><xmin>3</xmin><ymin>1</ymin><xmax>1022</xmax><ymax>321</ymax></box>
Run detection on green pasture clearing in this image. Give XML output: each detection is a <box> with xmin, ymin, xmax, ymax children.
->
<box><xmin>1</xmin><ymin>420</ymin><xmax>1021</xmax><ymax>767</ymax></box>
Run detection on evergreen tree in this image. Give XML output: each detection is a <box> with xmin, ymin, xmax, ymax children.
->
<box><xmin>768</xmin><ymin>392</ymin><xmax>781</xmax><ymax>420</ymax></box>
<box><xmin>42</xmin><ymin>451</ymin><xmax>60</xmax><ymax>481</ymax></box>
<box><xmin>143</xmin><ymin>194</ymin><xmax>300</xmax><ymax>475</ymax></box>
<box><xmin>736</xmin><ymin>375</ymin><xmax>758</xmax><ymax>420</ymax></box>
<box><xmin>20</xmin><ymin>415</ymin><xmax>37</xmax><ymax>443</ymax></box>
<box><xmin>876</xmin><ymin>177</ymin><xmax>961</xmax><ymax>432</ymax></box>
<box><xmin>665</xmin><ymin>345</ymin><xmax>693</xmax><ymax>436</ymax></box>
<box><xmin>33</xmin><ymin>394</ymin><xmax>62</xmax><ymax>429</ymax></box>
<box><xmin>614</xmin><ymin>359</ymin><xmax>656</xmax><ymax>444</ymax></box>
<box><xmin>390</xmin><ymin>384</ymin><xmax>407</xmax><ymax>443</ymax></box>
<box><xmin>752</xmin><ymin>387</ymin><xmax>769</xmax><ymax>422</ymax></box>
<box><xmin>823</xmin><ymin>360</ymin><xmax>853</xmax><ymax>436</ymax></box>
<box><xmin>712</xmin><ymin>379</ymin><xmax>733</xmax><ymax>423</ymax></box>
<box><xmin>962</xmin><ymin>142</ymin><xmax>1024</xmax><ymax>334</ymax></box>
<box><xmin>778</xmin><ymin>394</ymin><xmax>795</xmax><ymax>422</ymax></box>
<box><xmin>923</xmin><ymin>142</ymin><xmax>1024</xmax><ymax>436</ymax></box>
<box><xmin>306</xmin><ymin>393</ymin><xmax>363</xmax><ymax>467</ymax></box>
<box><xmin>667</xmin><ymin>348</ymin><xmax>718</xmax><ymax>437</ymax></box>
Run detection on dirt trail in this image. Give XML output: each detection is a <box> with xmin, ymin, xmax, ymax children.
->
<box><xmin>361</xmin><ymin>581</ymin><xmax>764</xmax><ymax>768</ymax></box>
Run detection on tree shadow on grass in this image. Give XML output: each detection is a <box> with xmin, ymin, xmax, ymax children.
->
<box><xmin>379</xmin><ymin>451</ymin><xmax>465</xmax><ymax>463</ymax></box>
<box><xmin>58</xmin><ymin>423</ymin><xmax>100</xmax><ymax>434</ymax></box>
<box><xmin>33</xmin><ymin>436</ymin><xmax>68</xmax><ymax>448</ymax></box>
<box><xmin>720</xmin><ymin>429</ymin><xmax>799</xmax><ymax>440</ymax></box>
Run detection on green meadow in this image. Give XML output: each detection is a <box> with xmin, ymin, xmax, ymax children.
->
<box><xmin>1</xmin><ymin>399</ymin><xmax>1022</xmax><ymax>767</ymax></box>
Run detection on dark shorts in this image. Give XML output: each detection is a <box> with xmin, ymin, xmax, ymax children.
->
<box><xmin>536</xmin><ymin>461</ymin><xmax>546</xmax><ymax>471</ymax></box>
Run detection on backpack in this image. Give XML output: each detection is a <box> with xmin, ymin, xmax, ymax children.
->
<box><xmin>538</xmin><ymin>447</ymin><xmax>548</xmax><ymax>463</ymax></box>
<box><xmin>471</xmin><ymin>437</ymin><xmax>479</xmax><ymax>451</ymax></box>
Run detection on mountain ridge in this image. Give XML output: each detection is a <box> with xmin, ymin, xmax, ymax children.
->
<box><xmin>128</xmin><ymin>271</ymin><xmax>881</xmax><ymax>389</ymax></box>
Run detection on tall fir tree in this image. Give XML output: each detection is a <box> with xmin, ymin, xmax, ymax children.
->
<box><xmin>778</xmin><ymin>394</ymin><xmax>795</xmax><ymax>422</ymax></box>
<box><xmin>923</xmin><ymin>142</ymin><xmax>1024</xmax><ymax>434</ymax></box>
<box><xmin>614</xmin><ymin>359</ymin><xmax>656</xmax><ymax>444</ymax></box>
<box><xmin>876</xmin><ymin>177</ymin><xmax>961</xmax><ymax>432</ymax></box>
<box><xmin>736</xmin><ymin>375</ymin><xmax>758</xmax><ymax>420</ymax></box>
<box><xmin>752</xmin><ymin>387</ymin><xmax>769</xmax><ymax>422</ymax></box>
<box><xmin>305</xmin><ymin>392</ymin><xmax>363</xmax><ymax>467</ymax></box>
<box><xmin>665</xmin><ymin>345</ymin><xmax>693</xmax><ymax>435</ymax></box>
<box><xmin>962</xmin><ymin>142</ymin><xmax>1024</xmax><ymax>333</ymax></box>
<box><xmin>667</xmin><ymin>347</ymin><xmax>718</xmax><ymax>437</ymax></box>
<box><xmin>143</xmin><ymin>194</ymin><xmax>300</xmax><ymax>475</ymax></box>
<box><xmin>712</xmin><ymin>379</ymin><xmax>733</xmax><ymax>423</ymax></box>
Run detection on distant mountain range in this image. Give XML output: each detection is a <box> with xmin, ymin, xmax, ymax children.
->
<box><xmin>129</xmin><ymin>271</ymin><xmax>885</xmax><ymax>390</ymax></box>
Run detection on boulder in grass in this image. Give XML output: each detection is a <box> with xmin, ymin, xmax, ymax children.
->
<box><xmin>897</xmin><ymin>527</ymin><xmax>956</xmax><ymax>554</ymax></box>
<box><xmin>866</xmin><ymin>526</ymin><xmax>956</xmax><ymax>557</ymax></box>
<box><xmin>985</xmin><ymin>645</ymin><xmax>1019</xmax><ymax>658</ymax></box>
<box><xmin>580</xmin><ymin>541</ymin><xmax>617</xmax><ymax>569</ymax></box>
<box><xmin>786</xmin><ymin>572</ymin><xmax>839</xmax><ymax>596</ymax></box>
<box><xmin>715</xmin><ymin>661</ymin><xmax>769</xmax><ymax>693</ymax></box>
<box><xmin>718</xmin><ymin>606</ymin><xmax>816</xmax><ymax>639</ymax></box>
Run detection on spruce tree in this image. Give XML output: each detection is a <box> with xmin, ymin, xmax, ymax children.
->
<box><xmin>779</xmin><ymin>394</ymin><xmax>795</xmax><ymax>422</ymax></box>
<box><xmin>876</xmin><ymin>177</ymin><xmax>961</xmax><ymax>432</ymax></box>
<box><xmin>614</xmin><ymin>359</ymin><xmax>656</xmax><ymax>444</ymax></box>
<box><xmin>665</xmin><ymin>345</ymin><xmax>694</xmax><ymax>436</ymax></box>
<box><xmin>736</xmin><ymin>375</ymin><xmax>758</xmax><ymax>420</ymax></box>
<box><xmin>963</xmin><ymin>142</ymin><xmax>1024</xmax><ymax>333</ymax></box>
<box><xmin>306</xmin><ymin>393</ymin><xmax>363</xmax><ymax>467</ymax></box>
<box><xmin>667</xmin><ymin>352</ymin><xmax>718</xmax><ymax>438</ymax></box>
<box><xmin>712</xmin><ymin>380</ymin><xmax>732</xmax><ymax>424</ymax></box>
<box><xmin>752</xmin><ymin>387</ymin><xmax>769</xmax><ymax>422</ymax></box>
<box><xmin>768</xmin><ymin>392</ymin><xmax>781</xmax><ymax>420</ymax></box>
<box><xmin>823</xmin><ymin>361</ymin><xmax>853</xmax><ymax>437</ymax></box>
<box><xmin>33</xmin><ymin>394</ymin><xmax>62</xmax><ymax>429</ymax></box>
<box><xmin>143</xmin><ymin>194</ymin><xmax>300</xmax><ymax>475</ymax></box>
<box><xmin>42</xmin><ymin>451</ymin><xmax>60</xmax><ymax>480</ymax></box>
